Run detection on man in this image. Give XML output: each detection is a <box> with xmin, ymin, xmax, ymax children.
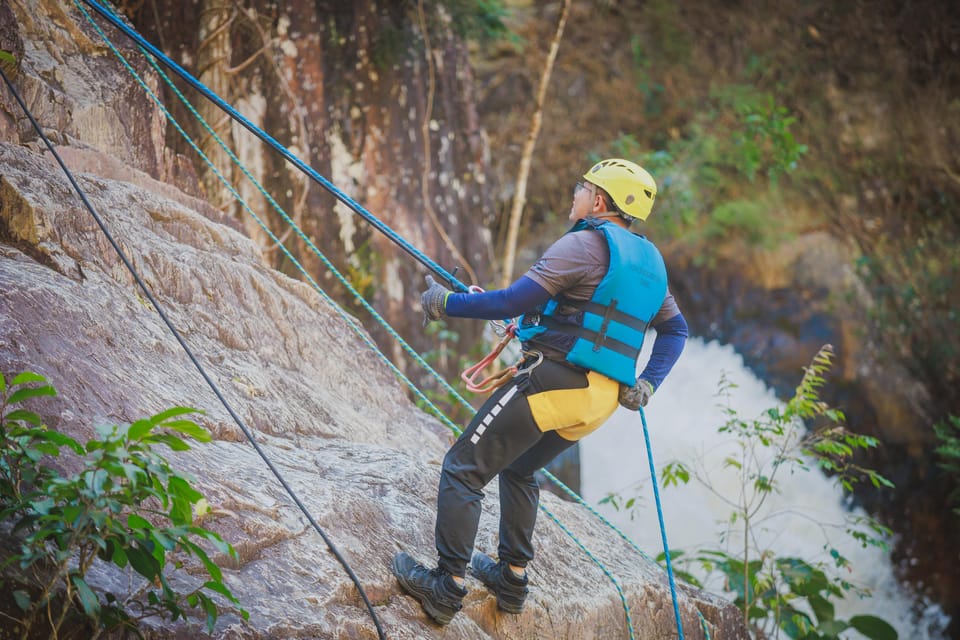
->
<box><xmin>392</xmin><ymin>158</ymin><xmax>688</xmax><ymax>625</ymax></box>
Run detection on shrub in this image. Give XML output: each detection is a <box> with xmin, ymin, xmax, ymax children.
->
<box><xmin>600</xmin><ymin>85</ymin><xmax>807</xmax><ymax>244</ymax></box>
<box><xmin>0</xmin><ymin>371</ymin><xmax>246</xmax><ymax>639</ymax></box>
<box><xmin>602</xmin><ymin>346</ymin><xmax>897</xmax><ymax>639</ymax></box>
<box><xmin>933</xmin><ymin>414</ymin><xmax>960</xmax><ymax>518</ymax></box>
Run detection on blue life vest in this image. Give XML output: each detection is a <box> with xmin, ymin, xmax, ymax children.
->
<box><xmin>516</xmin><ymin>218</ymin><xmax>668</xmax><ymax>385</ymax></box>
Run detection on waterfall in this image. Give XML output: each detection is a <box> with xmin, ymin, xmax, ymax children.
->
<box><xmin>579</xmin><ymin>338</ymin><xmax>950</xmax><ymax>639</ymax></box>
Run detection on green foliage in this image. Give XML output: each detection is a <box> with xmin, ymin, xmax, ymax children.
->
<box><xmin>854</xmin><ymin>221</ymin><xmax>960</xmax><ymax>414</ymax></box>
<box><xmin>427</xmin><ymin>0</ymin><xmax>510</xmax><ymax>43</ymax></box>
<box><xmin>714</xmin><ymin>85</ymin><xmax>808</xmax><ymax>184</ymax></box>
<box><xmin>704</xmin><ymin>199</ymin><xmax>771</xmax><ymax>247</ymax></box>
<box><xmin>934</xmin><ymin>415</ymin><xmax>960</xmax><ymax>517</ymax></box>
<box><xmin>415</xmin><ymin>320</ymin><xmax>479</xmax><ymax>425</ymax></box>
<box><xmin>674</xmin><ymin>552</ymin><xmax>898</xmax><ymax>640</ymax></box>
<box><xmin>629</xmin><ymin>35</ymin><xmax>666</xmax><ymax>118</ymax></box>
<box><xmin>602</xmin><ymin>83</ymin><xmax>807</xmax><ymax>246</ymax></box>
<box><xmin>600</xmin><ymin>346</ymin><xmax>897</xmax><ymax>639</ymax></box>
<box><xmin>0</xmin><ymin>371</ymin><xmax>246</xmax><ymax>639</ymax></box>
<box><xmin>598</xmin><ymin>481</ymin><xmax>645</xmax><ymax>520</ymax></box>
<box><xmin>639</xmin><ymin>0</ymin><xmax>693</xmax><ymax>67</ymax></box>
<box><xmin>345</xmin><ymin>240</ymin><xmax>379</xmax><ymax>306</ymax></box>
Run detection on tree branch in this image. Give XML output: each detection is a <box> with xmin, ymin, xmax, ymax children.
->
<box><xmin>500</xmin><ymin>0</ymin><xmax>572</xmax><ymax>288</ymax></box>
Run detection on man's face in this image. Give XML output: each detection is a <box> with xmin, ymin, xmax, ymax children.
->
<box><xmin>569</xmin><ymin>180</ymin><xmax>597</xmax><ymax>222</ymax></box>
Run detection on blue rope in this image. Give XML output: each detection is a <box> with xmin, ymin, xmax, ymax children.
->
<box><xmin>73</xmin><ymin>7</ymin><xmax>640</xmax><ymax>634</ymax></box>
<box><xmin>80</xmin><ymin>0</ymin><xmax>470</xmax><ymax>294</ymax></box>
<box><xmin>640</xmin><ymin>407</ymin><xmax>685</xmax><ymax>639</ymax></box>
<box><xmin>71</xmin><ymin>0</ymin><xmax>457</xmax><ymax>437</ymax></box>
<box><xmin>75</xmin><ymin>4</ymin><xmax>699</xmax><ymax>637</ymax></box>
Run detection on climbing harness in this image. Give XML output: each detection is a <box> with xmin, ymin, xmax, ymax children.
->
<box><xmin>460</xmin><ymin>326</ymin><xmax>517</xmax><ymax>393</ymax></box>
<box><xmin>58</xmin><ymin>3</ymin><xmax>697</xmax><ymax>637</ymax></box>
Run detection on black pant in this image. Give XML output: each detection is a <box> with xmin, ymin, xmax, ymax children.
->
<box><xmin>435</xmin><ymin>359</ymin><xmax>587</xmax><ymax>577</ymax></box>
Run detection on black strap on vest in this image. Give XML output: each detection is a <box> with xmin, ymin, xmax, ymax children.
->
<box><xmin>554</xmin><ymin>295</ymin><xmax>650</xmax><ymax>332</ymax></box>
<box><xmin>538</xmin><ymin>316</ymin><xmax>641</xmax><ymax>359</ymax></box>
<box><xmin>550</xmin><ymin>295</ymin><xmax>650</xmax><ymax>355</ymax></box>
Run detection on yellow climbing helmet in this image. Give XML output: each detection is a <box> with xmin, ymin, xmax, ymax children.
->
<box><xmin>584</xmin><ymin>158</ymin><xmax>657</xmax><ymax>221</ymax></box>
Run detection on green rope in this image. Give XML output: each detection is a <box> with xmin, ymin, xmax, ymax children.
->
<box><xmin>699</xmin><ymin>610</ymin><xmax>713</xmax><ymax>639</ymax></box>
<box><xmin>72</xmin><ymin>1</ymin><xmax>453</xmax><ymax>430</ymax></box>
<box><xmin>539</xmin><ymin>506</ymin><xmax>636</xmax><ymax>638</ymax></box>
<box><xmin>76</xmin><ymin>7</ymin><xmax>637</xmax><ymax>634</ymax></box>
<box><xmin>76</xmin><ymin>4</ymin><xmax>705</xmax><ymax>637</ymax></box>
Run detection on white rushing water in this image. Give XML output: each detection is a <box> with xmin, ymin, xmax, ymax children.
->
<box><xmin>579</xmin><ymin>338</ymin><xmax>949</xmax><ymax>640</ymax></box>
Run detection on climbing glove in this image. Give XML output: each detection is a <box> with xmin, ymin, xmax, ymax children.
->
<box><xmin>421</xmin><ymin>275</ymin><xmax>451</xmax><ymax>326</ymax></box>
<box><xmin>618</xmin><ymin>378</ymin><xmax>654</xmax><ymax>411</ymax></box>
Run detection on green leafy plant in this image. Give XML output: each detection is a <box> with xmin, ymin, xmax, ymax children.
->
<box><xmin>934</xmin><ymin>414</ymin><xmax>960</xmax><ymax>518</ymax></box>
<box><xmin>345</xmin><ymin>240</ymin><xmax>379</xmax><ymax>307</ymax></box>
<box><xmin>704</xmin><ymin>199</ymin><xmax>771</xmax><ymax>247</ymax></box>
<box><xmin>602</xmin><ymin>84</ymin><xmax>807</xmax><ymax>246</ymax></box>
<box><xmin>717</xmin><ymin>85</ymin><xmax>808</xmax><ymax>184</ymax></box>
<box><xmin>854</xmin><ymin>222</ymin><xmax>960</xmax><ymax>422</ymax></box>
<box><xmin>0</xmin><ymin>371</ymin><xmax>247</xmax><ymax>639</ymax></box>
<box><xmin>415</xmin><ymin>320</ymin><xmax>482</xmax><ymax>425</ymax></box>
<box><xmin>440</xmin><ymin>0</ymin><xmax>511</xmax><ymax>43</ymax></box>
<box><xmin>598</xmin><ymin>480</ymin><xmax>645</xmax><ymax>521</ymax></box>
<box><xmin>604</xmin><ymin>346</ymin><xmax>897</xmax><ymax>639</ymax></box>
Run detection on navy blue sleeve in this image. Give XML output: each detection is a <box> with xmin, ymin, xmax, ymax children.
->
<box><xmin>445</xmin><ymin>275</ymin><xmax>552</xmax><ymax>321</ymax></box>
<box><xmin>638</xmin><ymin>312</ymin><xmax>688</xmax><ymax>389</ymax></box>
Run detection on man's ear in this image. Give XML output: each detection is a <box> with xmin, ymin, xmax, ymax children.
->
<box><xmin>592</xmin><ymin>190</ymin><xmax>609</xmax><ymax>213</ymax></box>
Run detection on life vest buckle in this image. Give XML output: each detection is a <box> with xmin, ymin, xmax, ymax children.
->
<box><xmin>594</xmin><ymin>299</ymin><xmax>618</xmax><ymax>352</ymax></box>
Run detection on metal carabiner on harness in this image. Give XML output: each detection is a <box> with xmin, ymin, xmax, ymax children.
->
<box><xmin>515</xmin><ymin>350</ymin><xmax>543</xmax><ymax>377</ymax></box>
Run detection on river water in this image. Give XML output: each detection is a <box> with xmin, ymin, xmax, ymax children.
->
<box><xmin>578</xmin><ymin>338</ymin><xmax>950</xmax><ymax>639</ymax></box>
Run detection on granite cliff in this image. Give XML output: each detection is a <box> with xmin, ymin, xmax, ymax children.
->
<box><xmin>0</xmin><ymin>1</ymin><xmax>745</xmax><ymax>638</ymax></box>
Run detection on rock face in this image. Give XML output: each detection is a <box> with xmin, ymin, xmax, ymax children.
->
<box><xmin>122</xmin><ymin>0</ymin><xmax>495</xmax><ymax>372</ymax></box>
<box><xmin>0</xmin><ymin>1</ymin><xmax>747</xmax><ymax>638</ymax></box>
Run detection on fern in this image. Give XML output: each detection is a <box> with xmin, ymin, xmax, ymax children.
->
<box><xmin>934</xmin><ymin>415</ymin><xmax>960</xmax><ymax>515</ymax></box>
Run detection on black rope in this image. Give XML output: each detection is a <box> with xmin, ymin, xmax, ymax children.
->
<box><xmin>0</xmin><ymin>67</ymin><xmax>387</xmax><ymax>640</ymax></box>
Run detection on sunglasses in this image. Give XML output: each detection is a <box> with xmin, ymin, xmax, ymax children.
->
<box><xmin>574</xmin><ymin>181</ymin><xmax>594</xmax><ymax>196</ymax></box>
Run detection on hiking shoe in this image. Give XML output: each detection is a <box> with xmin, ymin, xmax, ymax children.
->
<box><xmin>392</xmin><ymin>552</ymin><xmax>467</xmax><ymax>625</ymax></box>
<box><xmin>470</xmin><ymin>552</ymin><xmax>529</xmax><ymax>614</ymax></box>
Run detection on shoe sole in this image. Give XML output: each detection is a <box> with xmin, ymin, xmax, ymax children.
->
<box><xmin>392</xmin><ymin>554</ymin><xmax>456</xmax><ymax>625</ymax></box>
<box><xmin>494</xmin><ymin>598</ymin><xmax>524</xmax><ymax>615</ymax></box>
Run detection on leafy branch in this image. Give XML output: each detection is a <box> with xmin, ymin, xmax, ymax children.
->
<box><xmin>603</xmin><ymin>346</ymin><xmax>897</xmax><ymax>639</ymax></box>
<box><xmin>934</xmin><ymin>414</ymin><xmax>960</xmax><ymax>518</ymax></box>
<box><xmin>0</xmin><ymin>371</ymin><xmax>247</xmax><ymax>639</ymax></box>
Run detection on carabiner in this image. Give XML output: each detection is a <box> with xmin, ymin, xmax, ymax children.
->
<box><xmin>515</xmin><ymin>350</ymin><xmax>543</xmax><ymax>377</ymax></box>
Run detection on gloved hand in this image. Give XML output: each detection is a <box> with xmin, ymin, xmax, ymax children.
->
<box><xmin>420</xmin><ymin>275</ymin><xmax>451</xmax><ymax>326</ymax></box>
<box><xmin>618</xmin><ymin>379</ymin><xmax>654</xmax><ymax>411</ymax></box>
